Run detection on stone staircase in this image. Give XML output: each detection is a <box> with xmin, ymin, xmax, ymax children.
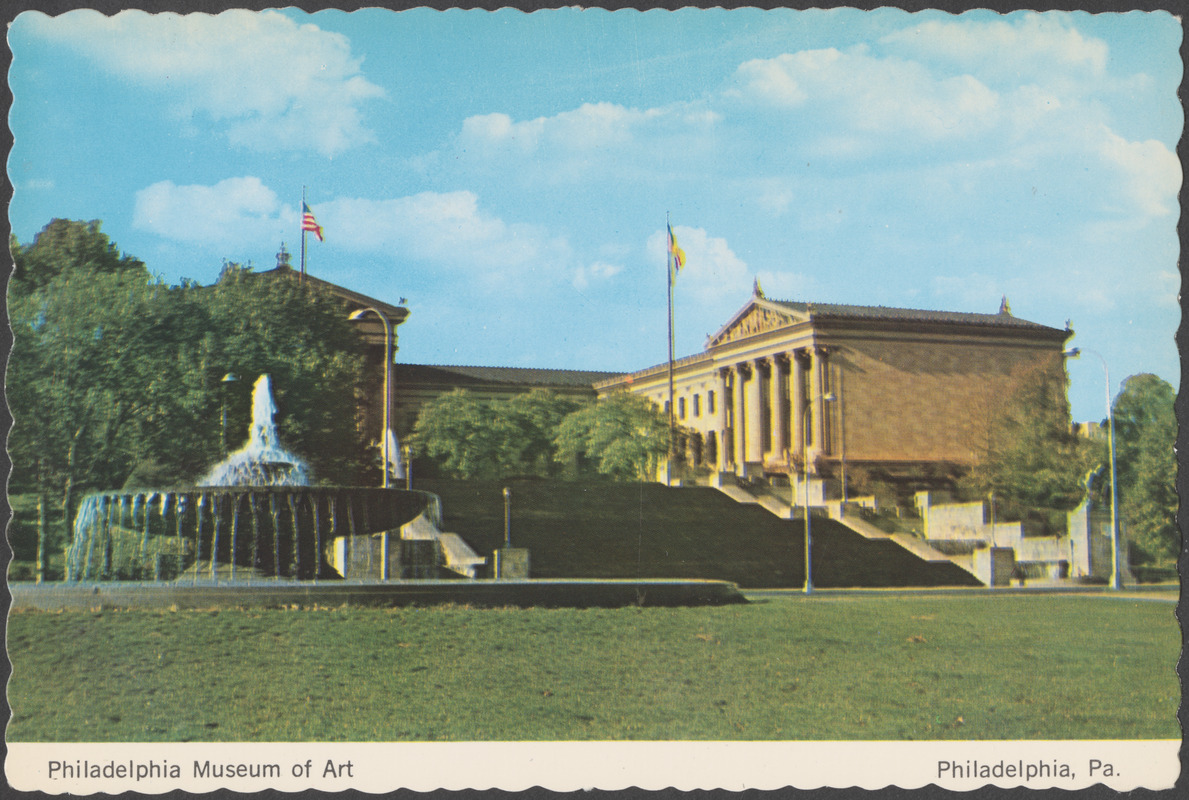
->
<box><xmin>712</xmin><ymin>480</ymin><xmax>985</xmax><ymax>584</ymax></box>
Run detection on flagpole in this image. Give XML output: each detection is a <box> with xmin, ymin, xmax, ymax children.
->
<box><xmin>300</xmin><ymin>187</ymin><xmax>307</xmax><ymax>282</ymax></box>
<box><xmin>667</xmin><ymin>212</ymin><xmax>676</xmax><ymax>486</ymax></box>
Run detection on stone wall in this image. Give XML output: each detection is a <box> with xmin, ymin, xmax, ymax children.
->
<box><xmin>830</xmin><ymin>333</ymin><xmax>1066</xmax><ymax>466</ymax></box>
<box><xmin>920</xmin><ymin>500</ymin><xmax>986</xmax><ymax>539</ymax></box>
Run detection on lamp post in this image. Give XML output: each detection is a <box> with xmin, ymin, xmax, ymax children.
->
<box><xmin>800</xmin><ymin>389</ymin><xmax>835</xmax><ymax>595</ymax></box>
<box><xmin>503</xmin><ymin>487</ymin><xmax>512</xmax><ymax>549</ymax></box>
<box><xmin>220</xmin><ymin>373</ymin><xmax>238</xmax><ymax>455</ymax></box>
<box><xmin>1064</xmin><ymin>347</ymin><xmax>1121</xmax><ymax>590</ymax></box>
<box><xmin>838</xmin><ymin>368</ymin><xmax>847</xmax><ymax>505</ymax></box>
<box><xmin>349</xmin><ymin>307</ymin><xmax>393</xmax><ymax>489</ymax></box>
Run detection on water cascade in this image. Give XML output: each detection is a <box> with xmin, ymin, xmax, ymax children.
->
<box><xmin>64</xmin><ymin>374</ymin><xmax>436</xmax><ymax>582</ymax></box>
<box><xmin>201</xmin><ymin>375</ymin><xmax>309</xmax><ymax>487</ymax></box>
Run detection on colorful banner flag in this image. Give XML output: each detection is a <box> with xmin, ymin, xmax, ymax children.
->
<box><xmin>302</xmin><ymin>202</ymin><xmax>324</xmax><ymax>242</ymax></box>
<box><xmin>668</xmin><ymin>223</ymin><xmax>685</xmax><ymax>275</ymax></box>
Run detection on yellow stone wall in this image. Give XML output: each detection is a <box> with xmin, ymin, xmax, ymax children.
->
<box><xmin>828</xmin><ymin>332</ymin><xmax>1066</xmax><ymax>466</ymax></box>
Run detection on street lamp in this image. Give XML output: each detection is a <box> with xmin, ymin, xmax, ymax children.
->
<box><xmin>1064</xmin><ymin>347</ymin><xmax>1121</xmax><ymax>590</ymax></box>
<box><xmin>349</xmin><ymin>307</ymin><xmax>393</xmax><ymax>489</ymax></box>
<box><xmin>800</xmin><ymin>389</ymin><xmax>835</xmax><ymax>595</ymax></box>
<box><xmin>503</xmin><ymin>487</ymin><xmax>512</xmax><ymax>549</ymax></box>
<box><xmin>220</xmin><ymin>373</ymin><xmax>238</xmax><ymax>455</ymax></box>
<box><xmin>837</xmin><ymin>368</ymin><xmax>847</xmax><ymax>505</ymax></box>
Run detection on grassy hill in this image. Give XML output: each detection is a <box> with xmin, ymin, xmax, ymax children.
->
<box><xmin>420</xmin><ymin>478</ymin><xmax>980</xmax><ymax>588</ymax></box>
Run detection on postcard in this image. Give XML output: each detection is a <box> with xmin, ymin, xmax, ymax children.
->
<box><xmin>6</xmin><ymin>5</ymin><xmax>1181</xmax><ymax>795</ymax></box>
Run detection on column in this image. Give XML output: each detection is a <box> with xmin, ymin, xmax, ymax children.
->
<box><xmin>732</xmin><ymin>363</ymin><xmax>747</xmax><ymax>473</ymax></box>
<box><xmin>791</xmin><ymin>350</ymin><xmax>806</xmax><ymax>457</ymax></box>
<box><xmin>811</xmin><ymin>346</ymin><xmax>828</xmax><ymax>458</ymax></box>
<box><xmin>745</xmin><ymin>359</ymin><xmax>764</xmax><ymax>464</ymax></box>
<box><xmin>770</xmin><ymin>355</ymin><xmax>789</xmax><ymax>458</ymax></box>
<box><xmin>717</xmin><ymin>368</ymin><xmax>731</xmax><ymax>472</ymax></box>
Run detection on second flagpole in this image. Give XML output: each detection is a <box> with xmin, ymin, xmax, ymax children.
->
<box><xmin>667</xmin><ymin>212</ymin><xmax>676</xmax><ymax>485</ymax></box>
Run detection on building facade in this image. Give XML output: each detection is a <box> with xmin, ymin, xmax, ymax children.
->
<box><xmin>281</xmin><ymin>257</ymin><xmax>1072</xmax><ymax>497</ymax></box>
<box><xmin>596</xmin><ymin>286</ymin><xmax>1072</xmax><ymax>492</ymax></box>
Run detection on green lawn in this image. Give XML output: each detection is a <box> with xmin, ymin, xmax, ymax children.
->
<box><xmin>7</xmin><ymin>595</ymin><xmax>1177</xmax><ymax>742</ymax></box>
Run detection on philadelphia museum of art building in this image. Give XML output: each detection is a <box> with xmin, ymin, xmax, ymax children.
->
<box><xmin>595</xmin><ymin>284</ymin><xmax>1072</xmax><ymax>490</ymax></box>
<box><xmin>284</xmin><ymin>256</ymin><xmax>1072</xmax><ymax>493</ymax></box>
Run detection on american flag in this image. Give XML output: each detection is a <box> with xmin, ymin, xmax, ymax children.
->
<box><xmin>302</xmin><ymin>202</ymin><xmax>324</xmax><ymax>242</ymax></box>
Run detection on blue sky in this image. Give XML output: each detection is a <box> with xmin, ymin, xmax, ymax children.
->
<box><xmin>8</xmin><ymin>8</ymin><xmax>1182</xmax><ymax>422</ymax></box>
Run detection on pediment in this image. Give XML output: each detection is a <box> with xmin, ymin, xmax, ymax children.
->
<box><xmin>707</xmin><ymin>299</ymin><xmax>805</xmax><ymax>348</ymax></box>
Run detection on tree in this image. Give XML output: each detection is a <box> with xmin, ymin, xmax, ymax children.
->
<box><xmin>1111</xmin><ymin>374</ymin><xmax>1177</xmax><ymax>564</ymax></box>
<box><xmin>7</xmin><ymin>221</ymin><xmax>372</xmax><ymax>573</ymax></box>
<box><xmin>554</xmin><ymin>392</ymin><xmax>670</xmax><ymax>481</ymax></box>
<box><xmin>11</xmin><ymin>219</ymin><xmax>145</xmax><ymax>294</ymax></box>
<box><xmin>409</xmin><ymin>390</ymin><xmax>506</xmax><ymax>479</ymax></box>
<box><xmin>410</xmin><ymin>389</ymin><xmax>584</xmax><ymax>479</ymax></box>
<box><xmin>502</xmin><ymin>390</ymin><xmax>585</xmax><ymax>476</ymax></box>
<box><xmin>192</xmin><ymin>265</ymin><xmax>369</xmax><ymax>485</ymax></box>
<box><xmin>962</xmin><ymin>359</ymin><xmax>1102</xmax><ymax>531</ymax></box>
<box><xmin>8</xmin><ymin>264</ymin><xmax>172</xmax><ymax>562</ymax></box>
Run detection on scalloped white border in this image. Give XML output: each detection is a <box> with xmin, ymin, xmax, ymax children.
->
<box><xmin>7</xmin><ymin>740</ymin><xmax>1180</xmax><ymax>793</ymax></box>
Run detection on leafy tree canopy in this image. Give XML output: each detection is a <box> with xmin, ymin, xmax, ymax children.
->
<box><xmin>962</xmin><ymin>359</ymin><xmax>1102</xmax><ymax>530</ymax></box>
<box><xmin>554</xmin><ymin>391</ymin><xmax>670</xmax><ymax>481</ymax></box>
<box><xmin>1111</xmin><ymin>373</ymin><xmax>1177</xmax><ymax>564</ymax></box>
<box><xmin>198</xmin><ymin>265</ymin><xmax>368</xmax><ymax>484</ymax></box>
<box><xmin>11</xmin><ymin>219</ymin><xmax>145</xmax><ymax>293</ymax></box>
<box><xmin>411</xmin><ymin>389</ymin><xmax>585</xmax><ymax>480</ymax></box>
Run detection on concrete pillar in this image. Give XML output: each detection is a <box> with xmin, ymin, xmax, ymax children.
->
<box><xmin>791</xmin><ymin>350</ymin><xmax>806</xmax><ymax>457</ymax></box>
<box><xmin>811</xmin><ymin>347</ymin><xmax>828</xmax><ymax>458</ymax></box>
<box><xmin>745</xmin><ymin>359</ymin><xmax>764</xmax><ymax>465</ymax></box>
<box><xmin>770</xmin><ymin>355</ymin><xmax>788</xmax><ymax>458</ymax></box>
<box><xmin>717</xmin><ymin>368</ymin><xmax>731</xmax><ymax>472</ymax></box>
<box><xmin>732</xmin><ymin>363</ymin><xmax>747</xmax><ymax>474</ymax></box>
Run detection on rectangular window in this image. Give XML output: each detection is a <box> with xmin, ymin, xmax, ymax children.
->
<box><xmin>707</xmin><ymin>391</ymin><xmax>716</xmax><ymax>414</ymax></box>
<box><xmin>693</xmin><ymin>394</ymin><xmax>701</xmax><ymax>417</ymax></box>
<box><xmin>678</xmin><ymin>397</ymin><xmax>686</xmax><ymax>420</ymax></box>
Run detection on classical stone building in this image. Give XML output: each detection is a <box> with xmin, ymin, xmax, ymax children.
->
<box><xmin>268</xmin><ymin>251</ymin><xmax>1073</xmax><ymax>499</ymax></box>
<box><xmin>595</xmin><ymin>285</ymin><xmax>1073</xmax><ymax>495</ymax></box>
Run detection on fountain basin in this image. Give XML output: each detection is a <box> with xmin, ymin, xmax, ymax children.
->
<box><xmin>14</xmin><ymin>579</ymin><xmax>749</xmax><ymax>610</ymax></box>
<box><xmin>65</xmin><ymin>487</ymin><xmax>439</xmax><ymax>582</ymax></box>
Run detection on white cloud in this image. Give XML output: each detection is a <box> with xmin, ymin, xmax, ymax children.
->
<box><xmin>447</xmin><ymin>100</ymin><xmax>719</xmax><ymax>184</ymax></box>
<box><xmin>26</xmin><ymin>9</ymin><xmax>383</xmax><ymax>156</ymax></box>
<box><xmin>733</xmin><ymin>47</ymin><xmax>1000</xmax><ymax>143</ymax></box>
<box><xmin>131</xmin><ymin>179</ymin><xmax>591</xmax><ymax>289</ymax></box>
<box><xmin>133</xmin><ymin>177</ymin><xmax>287</xmax><ymax>246</ymax></box>
<box><xmin>323</xmin><ymin>192</ymin><xmax>572</xmax><ymax>280</ymax></box>
<box><xmin>459</xmin><ymin>102</ymin><xmax>683</xmax><ymax>155</ymax></box>
<box><xmin>1097</xmin><ymin>129</ymin><xmax>1181</xmax><ymax>218</ymax></box>
<box><xmin>649</xmin><ymin>226</ymin><xmax>750</xmax><ymax>308</ymax></box>
<box><xmin>880</xmin><ymin>14</ymin><xmax>1108</xmax><ymax>86</ymax></box>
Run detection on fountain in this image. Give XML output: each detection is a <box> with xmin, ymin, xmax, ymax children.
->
<box><xmin>64</xmin><ymin>375</ymin><xmax>437</xmax><ymax>582</ymax></box>
<box><xmin>29</xmin><ymin>374</ymin><xmax>747</xmax><ymax>609</ymax></box>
